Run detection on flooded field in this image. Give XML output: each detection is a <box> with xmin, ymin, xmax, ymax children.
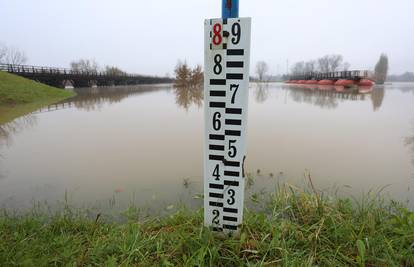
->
<box><xmin>1</xmin><ymin>83</ymin><xmax>414</xmax><ymax>212</ymax></box>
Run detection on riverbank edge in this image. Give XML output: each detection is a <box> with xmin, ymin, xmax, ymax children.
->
<box><xmin>1</xmin><ymin>187</ymin><xmax>413</xmax><ymax>266</ymax></box>
<box><xmin>0</xmin><ymin>72</ymin><xmax>75</xmax><ymax>124</ymax></box>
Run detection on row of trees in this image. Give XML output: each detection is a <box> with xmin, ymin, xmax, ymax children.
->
<box><xmin>0</xmin><ymin>44</ymin><xmax>27</xmax><ymax>65</ymax></box>
<box><xmin>70</xmin><ymin>58</ymin><xmax>126</xmax><ymax>76</ymax></box>
<box><xmin>291</xmin><ymin>54</ymin><xmax>350</xmax><ymax>75</ymax></box>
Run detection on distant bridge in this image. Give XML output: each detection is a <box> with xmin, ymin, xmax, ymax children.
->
<box><xmin>0</xmin><ymin>64</ymin><xmax>173</xmax><ymax>88</ymax></box>
<box><xmin>288</xmin><ymin>70</ymin><xmax>371</xmax><ymax>81</ymax></box>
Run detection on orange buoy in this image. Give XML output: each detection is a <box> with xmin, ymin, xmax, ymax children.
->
<box><xmin>318</xmin><ymin>79</ymin><xmax>334</xmax><ymax>85</ymax></box>
<box><xmin>335</xmin><ymin>79</ymin><xmax>354</xmax><ymax>87</ymax></box>
<box><xmin>358</xmin><ymin>79</ymin><xmax>375</xmax><ymax>87</ymax></box>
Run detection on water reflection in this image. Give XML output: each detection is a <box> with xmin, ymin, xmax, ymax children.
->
<box><xmin>405</xmin><ymin>123</ymin><xmax>414</xmax><ymax>167</ymax></box>
<box><xmin>35</xmin><ymin>85</ymin><xmax>172</xmax><ymax>113</ymax></box>
<box><xmin>173</xmin><ymin>84</ymin><xmax>203</xmax><ymax>110</ymax></box>
<box><xmin>0</xmin><ymin>115</ymin><xmax>37</xmax><ymax>179</ymax></box>
<box><xmin>254</xmin><ymin>83</ymin><xmax>270</xmax><ymax>103</ymax></box>
<box><xmin>371</xmin><ymin>86</ymin><xmax>385</xmax><ymax>111</ymax></box>
<box><xmin>282</xmin><ymin>84</ymin><xmax>367</xmax><ymax>109</ymax></box>
<box><xmin>281</xmin><ymin>84</ymin><xmax>387</xmax><ymax>111</ymax></box>
<box><xmin>0</xmin><ymin>115</ymin><xmax>37</xmax><ymax>147</ymax></box>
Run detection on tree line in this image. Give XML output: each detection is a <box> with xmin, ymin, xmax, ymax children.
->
<box><xmin>290</xmin><ymin>54</ymin><xmax>350</xmax><ymax>75</ymax></box>
<box><xmin>0</xmin><ymin>43</ymin><xmax>27</xmax><ymax>65</ymax></box>
<box><xmin>70</xmin><ymin>58</ymin><xmax>127</xmax><ymax>76</ymax></box>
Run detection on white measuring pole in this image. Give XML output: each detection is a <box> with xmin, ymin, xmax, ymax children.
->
<box><xmin>203</xmin><ymin>16</ymin><xmax>251</xmax><ymax>234</ymax></box>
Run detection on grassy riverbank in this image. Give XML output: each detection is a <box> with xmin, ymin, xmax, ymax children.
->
<box><xmin>0</xmin><ymin>72</ymin><xmax>75</xmax><ymax>124</ymax></box>
<box><xmin>1</xmin><ymin>186</ymin><xmax>413</xmax><ymax>266</ymax></box>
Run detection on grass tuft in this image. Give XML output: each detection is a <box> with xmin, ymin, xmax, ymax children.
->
<box><xmin>0</xmin><ymin>185</ymin><xmax>413</xmax><ymax>266</ymax></box>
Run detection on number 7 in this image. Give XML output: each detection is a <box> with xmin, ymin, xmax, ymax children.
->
<box><xmin>230</xmin><ymin>84</ymin><xmax>239</xmax><ymax>104</ymax></box>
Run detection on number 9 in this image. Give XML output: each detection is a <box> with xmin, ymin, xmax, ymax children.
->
<box><xmin>231</xmin><ymin>23</ymin><xmax>241</xmax><ymax>45</ymax></box>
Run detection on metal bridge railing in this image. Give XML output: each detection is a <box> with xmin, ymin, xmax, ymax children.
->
<box><xmin>288</xmin><ymin>70</ymin><xmax>370</xmax><ymax>81</ymax></box>
<box><xmin>0</xmin><ymin>63</ymin><xmax>145</xmax><ymax>78</ymax></box>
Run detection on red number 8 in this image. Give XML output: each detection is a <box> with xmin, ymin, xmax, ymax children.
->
<box><xmin>212</xmin><ymin>23</ymin><xmax>222</xmax><ymax>46</ymax></box>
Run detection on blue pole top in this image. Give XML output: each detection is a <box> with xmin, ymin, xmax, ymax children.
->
<box><xmin>222</xmin><ymin>0</ymin><xmax>239</xmax><ymax>19</ymax></box>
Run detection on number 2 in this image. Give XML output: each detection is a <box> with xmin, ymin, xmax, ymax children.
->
<box><xmin>212</xmin><ymin>209</ymin><xmax>220</xmax><ymax>224</ymax></box>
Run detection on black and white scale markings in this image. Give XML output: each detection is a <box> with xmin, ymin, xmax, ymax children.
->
<box><xmin>204</xmin><ymin>17</ymin><xmax>251</xmax><ymax>234</ymax></box>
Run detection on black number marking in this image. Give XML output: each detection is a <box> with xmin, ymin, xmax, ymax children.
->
<box><xmin>214</xmin><ymin>54</ymin><xmax>222</xmax><ymax>75</ymax></box>
<box><xmin>212</xmin><ymin>209</ymin><xmax>220</xmax><ymax>224</ymax></box>
<box><xmin>227</xmin><ymin>189</ymin><xmax>235</xmax><ymax>205</ymax></box>
<box><xmin>228</xmin><ymin>140</ymin><xmax>237</xmax><ymax>158</ymax></box>
<box><xmin>230</xmin><ymin>84</ymin><xmax>239</xmax><ymax>104</ymax></box>
<box><xmin>213</xmin><ymin>164</ymin><xmax>220</xmax><ymax>181</ymax></box>
<box><xmin>213</xmin><ymin>112</ymin><xmax>221</xmax><ymax>131</ymax></box>
<box><xmin>231</xmin><ymin>23</ymin><xmax>241</xmax><ymax>45</ymax></box>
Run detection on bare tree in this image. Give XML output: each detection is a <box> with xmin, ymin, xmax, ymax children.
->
<box><xmin>374</xmin><ymin>53</ymin><xmax>389</xmax><ymax>85</ymax></box>
<box><xmin>0</xmin><ymin>44</ymin><xmax>27</xmax><ymax>65</ymax></box>
<box><xmin>317</xmin><ymin>54</ymin><xmax>343</xmax><ymax>72</ymax></box>
<box><xmin>304</xmin><ymin>60</ymin><xmax>317</xmax><ymax>73</ymax></box>
<box><xmin>105</xmin><ymin>66</ymin><xmax>125</xmax><ymax>76</ymax></box>
<box><xmin>70</xmin><ymin>59</ymin><xmax>99</xmax><ymax>73</ymax></box>
<box><xmin>342</xmin><ymin>62</ymin><xmax>351</xmax><ymax>71</ymax></box>
<box><xmin>256</xmin><ymin>61</ymin><xmax>269</xmax><ymax>82</ymax></box>
<box><xmin>0</xmin><ymin>44</ymin><xmax>6</xmax><ymax>63</ymax></box>
<box><xmin>317</xmin><ymin>56</ymin><xmax>330</xmax><ymax>73</ymax></box>
<box><xmin>291</xmin><ymin>61</ymin><xmax>305</xmax><ymax>75</ymax></box>
<box><xmin>328</xmin><ymin>54</ymin><xmax>343</xmax><ymax>71</ymax></box>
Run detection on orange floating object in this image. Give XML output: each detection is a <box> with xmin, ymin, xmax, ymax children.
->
<box><xmin>318</xmin><ymin>79</ymin><xmax>334</xmax><ymax>85</ymax></box>
<box><xmin>358</xmin><ymin>79</ymin><xmax>375</xmax><ymax>86</ymax></box>
<box><xmin>335</xmin><ymin>79</ymin><xmax>354</xmax><ymax>87</ymax></box>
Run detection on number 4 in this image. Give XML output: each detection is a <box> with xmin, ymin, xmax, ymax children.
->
<box><xmin>213</xmin><ymin>164</ymin><xmax>220</xmax><ymax>181</ymax></box>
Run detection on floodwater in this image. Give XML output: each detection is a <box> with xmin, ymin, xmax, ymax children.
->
<box><xmin>1</xmin><ymin>83</ymin><xmax>414</xmax><ymax>212</ymax></box>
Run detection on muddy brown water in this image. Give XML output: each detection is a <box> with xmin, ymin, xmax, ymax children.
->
<box><xmin>1</xmin><ymin>83</ymin><xmax>413</xmax><ymax>212</ymax></box>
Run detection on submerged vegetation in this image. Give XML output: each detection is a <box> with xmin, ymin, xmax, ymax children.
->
<box><xmin>0</xmin><ymin>72</ymin><xmax>74</xmax><ymax>124</ymax></box>
<box><xmin>0</xmin><ymin>184</ymin><xmax>413</xmax><ymax>266</ymax></box>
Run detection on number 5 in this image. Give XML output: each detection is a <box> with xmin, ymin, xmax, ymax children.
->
<box><xmin>228</xmin><ymin>140</ymin><xmax>237</xmax><ymax>158</ymax></box>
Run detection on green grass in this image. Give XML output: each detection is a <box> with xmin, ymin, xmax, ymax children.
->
<box><xmin>0</xmin><ymin>185</ymin><xmax>413</xmax><ymax>266</ymax></box>
<box><xmin>0</xmin><ymin>72</ymin><xmax>75</xmax><ymax>124</ymax></box>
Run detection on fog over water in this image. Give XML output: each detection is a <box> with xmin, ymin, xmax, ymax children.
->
<box><xmin>1</xmin><ymin>0</ymin><xmax>413</xmax><ymax>75</ymax></box>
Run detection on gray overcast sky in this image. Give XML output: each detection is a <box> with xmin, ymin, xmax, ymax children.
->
<box><xmin>1</xmin><ymin>0</ymin><xmax>413</xmax><ymax>76</ymax></box>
